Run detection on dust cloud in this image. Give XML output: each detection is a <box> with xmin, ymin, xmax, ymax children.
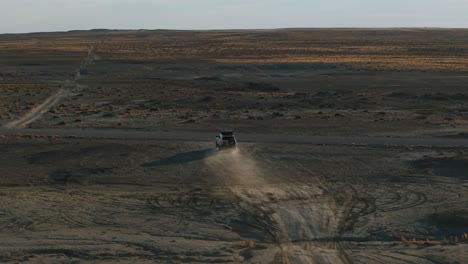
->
<box><xmin>204</xmin><ymin>148</ymin><xmax>266</xmax><ymax>186</ymax></box>
<box><xmin>203</xmin><ymin>147</ymin><xmax>351</xmax><ymax>264</ymax></box>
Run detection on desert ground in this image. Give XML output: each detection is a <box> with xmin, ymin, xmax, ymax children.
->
<box><xmin>0</xmin><ymin>29</ymin><xmax>468</xmax><ymax>263</ymax></box>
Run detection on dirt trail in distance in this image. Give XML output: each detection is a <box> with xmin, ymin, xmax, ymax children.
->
<box><xmin>3</xmin><ymin>88</ymin><xmax>69</xmax><ymax>129</ymax></box>
<box><xmin>204</xmin><ymin>148</ymin><xmax>352</xmax><ymax>263</ymax></box>
<box><xmin>3</xmin><ymin>47</ymin><xmax>96</xmax><ymax>129</ymax></box>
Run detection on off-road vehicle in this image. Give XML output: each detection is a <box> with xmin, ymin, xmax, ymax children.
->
<box><xmin>215</xmin><ymin>130</ymin><xmax>237</xmax><ymax>150</ymax></box>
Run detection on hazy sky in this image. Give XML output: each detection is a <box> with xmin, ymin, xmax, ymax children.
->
<box><xmin>1</xmin><ymin>0</ymin><xmax>468</xmax><ymax>33</ymax></box>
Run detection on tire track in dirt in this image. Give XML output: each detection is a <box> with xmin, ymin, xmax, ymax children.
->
<box><xmin>374</xmin><ymin>189</ymin><xmax>428</xmax><ymax>212</ymax></box>
<box><xmin>140</xmin><ymin>146</ymin><xmax>356</xmax><ymax>263</ymax></box>
<box><xmin>2</xmin><ymin>46</ymin><xmax>97</xmax><ymax>129</ymax></box>
<box><xmin>0</xmin><ymin>185</ymin><xmax>119</xmax><ymax>232</ymax></box>
<box><xmin>203</xmin><ymin>147</ymin><xmax>353</xmax><ymax>264</ymax></box>
<box><xmin>353</xmin><ymin>251</ymin><xmax>437</xmax><ymax>264</ymax></box>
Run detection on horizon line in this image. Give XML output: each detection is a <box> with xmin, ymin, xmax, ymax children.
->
<box><xmin>2</xmin><ymin>27</ymin><xmax>468</xmax><ymax>36</ymax></box>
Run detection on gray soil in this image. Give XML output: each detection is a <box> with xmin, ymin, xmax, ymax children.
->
<box><xmin>0</xmin><ymin>136</ymin><xmax>467</xmax><ymax>263</ymax></box>
<box><xmin>1</xmin><ymin>29</ymin><xmax>468</xmax><ymax>263</ymax></box>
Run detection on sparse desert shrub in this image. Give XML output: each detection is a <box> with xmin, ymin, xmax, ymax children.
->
<box><xmin>200</xmin><ymin>96</ymin><xmax>214</xmax><ymax>102</ymax></box>
<box><xmin>234</xmin><ymin>241</ymin><xmax>257</xmax><ymax>249</ymax></box>
<box><xmin>102</xmin><ymin>113</ymin><xmax>115</xmax><ymax>118</ymax></box>
<box><xmin>401</xmin><ymin>233</ymin><xmax>468</xmax><ymax>246</ymax></box>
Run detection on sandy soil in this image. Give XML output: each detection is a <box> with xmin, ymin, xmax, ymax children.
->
<box><xmin>1</xmin><ymin>29</ymin><xmax>468</xmax><ymax>263</ymax></box>
<box><xmin>0</xmin><ymin>136</ymin><xmax>467</xmax><ymax>263</ymax></box>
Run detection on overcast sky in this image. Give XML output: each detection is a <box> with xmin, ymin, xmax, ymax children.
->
<box><xmin>1</xmin><ymin>0</ymin><xmax>468</xmax><ymax>33</ymax></box>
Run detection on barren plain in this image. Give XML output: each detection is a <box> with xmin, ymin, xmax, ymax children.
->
<box><xmin>1</xmin><ymin>29</ymin><xmax>468</xmax><ymax>263</ymax></box>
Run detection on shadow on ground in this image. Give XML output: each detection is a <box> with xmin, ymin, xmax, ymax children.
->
<box><xmin>142</xmin><ymin>149</ymin><xmax>216</xmax><ymax>167</ymax></box>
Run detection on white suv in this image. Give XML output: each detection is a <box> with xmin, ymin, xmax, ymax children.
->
<box><xmin>216</xmin><ymin>130</ymin><xmax>237</xmax><ymax>150</ymax></box>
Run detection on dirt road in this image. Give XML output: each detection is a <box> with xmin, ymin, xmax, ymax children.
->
<box><xmin>1</xmin><ymin>128</ymin><xmax>468</xmax><ymax>147</ymax></box>
<box><xmin>2</xmin><ymin>89</ymin><xmax>69</xmax><ymax>129</ymax></box>
<box><xmin>2</xmin><ymin>46</ymin><xmax>96</xmax><ymax>129</ymax></box>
